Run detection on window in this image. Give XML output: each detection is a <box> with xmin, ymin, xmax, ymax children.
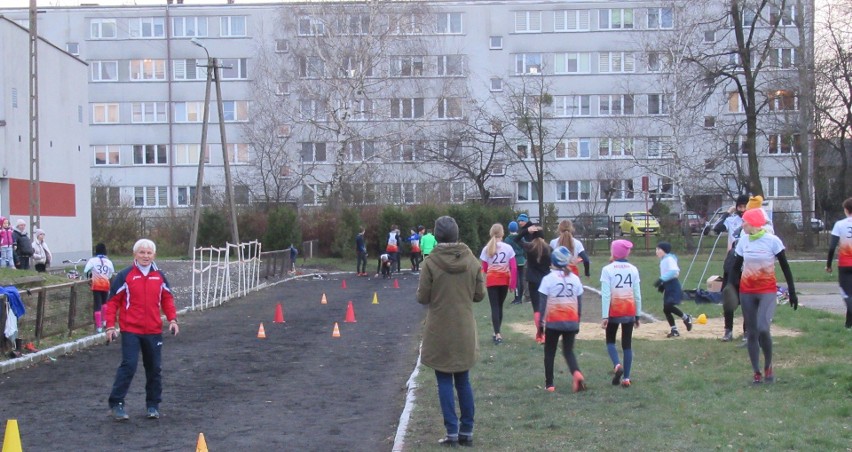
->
<box><xmin>300</xmin><ymin>142</ymin><xmax>327</xmax><ymax>162</ymax></box>
<box><xmin>439</xmin><ymin>139</ymin><xmax>462</xmax><ymax>158</ymax></box>
<box><xmin>514</xmin><ymin>11</ymin><xmax>542</xmax><ymax>33</ymax></box>
<box><xmin>174</xmin><ymin>144</ymin><xmax>210</xmax><ymax>165</ymax></box>
<box><xmin>220</xmin><ymin>16</ymin><xmax>247</xmax><ymax>37</ymax></box>
<box><xmin>490</xmin><ymin>77</ymin><xmax>503</xmax><ymax>91</ymax></box>
<box><xmin>347</xmin><ymin>140</ymin><xmax>376</xmax><ymax>162</ymax></box>
<box><xmin>554</xmin><ymin>52</ymin><xmax>591</xmax><ymax>74</ymax></box>
<box><xmin>553</xmin><ymin>95</ymin><xmax>590</xmax><ymax>117</ymax></box>
<box><xmin>558</xmin><ymin>180</ymin><xmax>592</xmax><ymax>200</ymax></box>
<box><xmin>226</xmin><ymin>143</ymin><xmax>250</xmax><ymax>164</ymax></box>
<box><xmin>129</xmin><ymin>17</ymin><xmax>165</xmax><ymax>38</ymax></box>
<box><xmin>299</xmin><ymin>56</ymin><xmax>325</xmax><ymax>78</ymax></box>
<box><xmin>276</xmin><ymin>82</ymin><xmax>289</xmax><ymax>96</ymax></box>
<box><xmin>651</xmin><ymin>178</ymin><xmax>674</xmax><ymax>199</ymax></box>
<box><xmin>727</xmin><ymin>92</ymin><xmax>745</xmax><ymax>113</ymax></box>
<box><xmin>704</xmin><ymin>116</ymin><xmax>716</xmax><ymax>128</ymax></box>
<box><xmin>769</xmin><ymin>4</ymin><xmax>795</xmax><ymax>26</ymax></box>
<box><xmin>437</xmin><ymin>55</ymin><xmax>464</xmax><ymax>76</ymax></box>
<box><xmin>133</xmin><ymin>144</ymin><xmax>168</xmax><ymax>165</ymax></box>
<box><xmin>490</xmin><ymin>161</ymin><xmax>506</xmax><ymax>176</ymax></box>
<box><xmin>173</xmin><ymin>59</ymin><xmax>206</xmax><ymax>81</ymax></box>
<box><xmin>647</xmin><ymin>137</ymin><xmax>671</xmax><ymax>157</ymax></box>
<box><xmin>222</xmin><ymin>101</ymin><xmax>249</xmax><ymax>122</ymax></box>
<box><xmin>768</xmin><ymin>90</ymin><xmax>797</xmax><ymax>111</ymax></box>
<box><xmin>91</xmin><ymin>61</ymin><xmax>118</xmax><ymax>82</ymax></box>
<box><xmin>302</xmin><ymin>184</ymin><xmax>328</xmax><ymax>206</ymax></box>
<box><xmin>599</xmin><ymin>95</ymin><xmax>634</xmax><ymax>116</ymax></box>
<box><xmin>391</xmin><ymin>141</ymin><xmax>423</xmax><ymax>162</ymax></box>
<box><xmin>647</xmin><ymin>7</ymin><xmax>673</xmax><ymax>29</ymax></box>
<box><xmin>599</xmin><ymin>52</ymin><xmax>635</xmax><ymax>73</ymax></box>
<box><xmin>174</xmin><ymin>102</ymin><xmax>206</xmax><ymax>122</ymax></box>
<box><xmin>600</xmin><ymin>179</ymin><xmax>634</xmax><ymax>199</ymax></box>
<box><xmin>438</xmin><ymin>98</ymin><xmax>463</xmax><ymax>119</ymax></box>
<box><xmin>90</xmin><ymin>19</ymin><xmax>117</xmax><ymax>39</ymax></box>
<box><xmin>172</xmin><ymin>16</ymin><xmax>208</xmax><ymax>38</ymax></box>
<box><xmin>131</xmin><ymin>102</ymin><xmax>168</xmax><ymax>123</ymax></box>
<box><xmin>341</xmin><ymin>14</ymin><xmax>370</xmax><ymax>35</ymax></box>
<box><xmin>554</xmin><ymin>9</ymin><xmax>591</xmax><ymax>32</ymax></box>
<box><xmin>93</xmin><ymin>145</ymin><xmax>120</xmax><ymax>166</ymax></box>
<box><xmin>390</xmin><ymin>98</ymin><xmax>424</xmax><ymax>119</ymax></box>
<box><xmin>93</xmin><ymin>186</ymin><xmax>121</xmax><ymax>207</ymax></box>
<box><xmin>741</xmin><ymin>8</ymin><xmax>756</xmax><ymax>26</ymax></box>
<box><xmin>277</xmin><ymin>124</ymin><xmax>291</xmax><ymax>138</ymax></box>
<box><xmin>66</xmin><ymin>42</ymin><xmax>79</xmax><ymax>55</ymax></box>
<box><xmin>436</xmin><ymin>12</ymin><xmax>462</xmax><ymax>34</ymax></box>
<box><xmin>299</xmin><ymin>99</ymin><xmax>326</xmax><ymax>120</ymax></box>
<box><xmin>298</xmin><ymin>16</ymin><xmax>325</xmax><ymax>36</ymax></box>
<box><xmin>220</xmin><ymin>58</ymin><xmax>248</xmax><ymax>79</ymax></box>
<box><xmin>489</xmin><ymin>36</ymin><xmax>503</xmax><ymax>49</ymax></box>
<box><xmin>728</xmin><ymin>135</ymin><xmax>748</xmax><ymax>154</ymax></box>
<box><xmin>647</xmin><ymin>51</ymin><xmax>670</xmax><ymax>72</ymax></box>
<box><xmin>390</xmin><ymin>56</ymin><xmax>424</xmax><ymax>77</ymax></box>
<box><xmin>134</xmin><ymin>186</ymin><xmax>168</xmax><ymax>208</ymax></box>
<box><xmin>339</xmin><ymin>56</ymin><xmax>373</xmax><ymax>78</ymax></box>
<box><xmin>515</xmin><ymin>53</ymin><xmax>542</xmax><ymax>74</ymax></box>
<box><xmin>517</xmin><ymin>181</ymin><xmax>539</xmax><ymax>201</ymax></box>
<box><xmin>556</xmin><ymin>138</ymin><xmax>591</xmax><ymax>158</ymax></box>
<box><xmin>704</xmin><ymin>30</ymin><xmax>716</xmax><ymax>43</ymax></box>
<box><xmin>275</xmin><ymin>39</ymin><xmax>289</xmax><ymax>53</ymax></box>
<box><xmin>176</xmin><ymin>186</ymin><xmax>212</xmax><ymax>207</ymax></box>
<box><xmin>767</xmin><ymin>177</ymin><xmax>796</xmax><ymax>197</ymax></box>
<box><xmin>92</xmin><ymin>103</ymin><xmax>119</xmax><ymax>124</ymax></box>
<box><xmin>130</xmin><ymin>59</ymin><xmax>166</xmax><ymax>81</ymax></box>
<box><xmin>599</xmin><ymin>8</ymin><xmax>634</xmax><ymax>30</ymax></box>
<box><xmin>598</xmin><ymin>137</ymin><xmax>634</xmax><ymax>157</ymax></box>
<box><xmin>770</xmin><ymin>48</ymin><xmax>796</xmax><ymax>69</ymax></box>
<box><xmin>648</xmin><ymin>94</ymin><xmax>668</xmax><ymax>115</ymax></box>
<box><xmin>340</xmin><ymin>98</ymin><xmax>373</xmax><ymax>120</ymax></box>
<box><xmin>768</xmin><ymin>133</ymin><xmax>801</xmax><ymax>154</ymax></box>
<box><xmin>516</xmin><ymin>144</ymin><xmax>541</xmax><ymax>160</ymax></box>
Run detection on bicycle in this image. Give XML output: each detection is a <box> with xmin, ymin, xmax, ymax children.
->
<box><xmin>62</xmin><ymin>258</ymin><xmax>87</xmax><ymax>280</ymax></box>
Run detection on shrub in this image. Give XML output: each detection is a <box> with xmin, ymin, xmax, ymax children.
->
<box><xmin>331</xmin><ymin>207</ymin><xmax>362</xmax><ymax>258</ymax></box>
<box><xmin>197</xmin><ymin>207</ymin><xmax>230</xmax><ymax>247</ymax></box>
<box><xmin>264</xmin><ymin>206</ymin><xmax>300</xmax><ymax>251</ymax></box>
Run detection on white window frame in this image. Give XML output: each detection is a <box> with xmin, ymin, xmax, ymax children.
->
<box><xmin>490</xmin><ymin>77</ymin><xmax>503</xmax><ymax>92</ymax></box>
<box><xmin>647</xmin><ymin>7</ymin><xmax>673</xmax><ymax>29</ymax></box>
<box><xmin>517</xmin><ymin>181</ymin><xmax>539</xmax><ymax>201</ymax></box>
<box><xmin>173</xmin><ymin>59</ymin><xmax>206</xmax><ymax>81</ymax></box>
<box><xmin>90</xmin><ymin>19</ymin><xmax>117</xmax><ymax>39</ymax></box>
<box><xmin>302</xmin><ymin>184</ymin><xmax>328</xmax><ymax>206</ymax></box>
<box><xmin>646</xmin><ymin>137</ymin><xmax>671</xmax><ymax>158</ymax></box>
<box><xmin>647</xmin><ymin>94</ymin><xmax>668</xmax><ymax>115</ymax></box>
<box><xmin>599</xmin><ymin>52</ymin><xmax>635</xmax><ymax>73</ymax></box>
<box><xmin>599</xmin><ymin>94</ymin><xmax>634</xmax><ymax>116</ymax></box>
<box><xmin>220</xmin><ymin>16</ymin><xmax>247</xmax><ymax>37</ymax></box>
<box><xmin>514</xmin><ymin>11</ymin><xmax>542</xmax><ymax>33</ymax></box>
<box><xmin>600</xmin><ymin>179</ymin><xmax>635</xmax><ymax>199</ymax></box>
<box><xmin>489</xmin><ymin>36</ymin><xmax>503</xmax><ymax>49</ymax></box>
<box><xmin>558</xmin><ymin>180</ymin><xmax>592</xmax><ymax>201</ymax></box>
<box><xmin>132</xmin><ymin>144</ymin><xmax>168</xmax><ymax>165</ymax></box>
<box><xmin>555</xmin><ymin>138</ymin><xmax>591</xmax><ymax>158</ymax></box>
<box><xmin>767</xmin><ymin>133</ymin><xmax>801</xmax><ymax>154</ymax></box>
<box><xmin>66</xmin><ymin>42</ymin><xmax>79</xmax><ymax>55</ymax></box>
<box><xmin>437</xmin><ymin>55</ymin><xmax>464</xmax><ymax>76</ymax></box>
<box><xmin>220</xmin><ymin>58</ymin><xmax>248</xmax><ymax>80</ymax></box>
<box><xmin>598</xmin><ymin>137</ymin><xmax>634</xmax><ymax>157</ymax></box>
<box><xmin>554</xmin><ymin>9</ymin><xmax>591</xmax><ymax>32</ymax></box>
<box><xmin>174</xmin><ymin>102</ymin><xmax>206</xmax><ymax>123</ymax></box>
<box><xmin>436</xmin><ymin>12</ymin><xmax>463</xmax><ymax>34</ymax></box>
<box><xmin>176</xmin><ymin>186</ymin><xmax>211</xmax><ymax>207</ymax></box>
<box><xmin>300</xmin><ymin>142</ymin><xmax>327</xmax><ymax>162</ymax></box>
<box><xmin>93</xmin><ymin>145</ymin><xmax>121</xmax><ymax>166</ymax></box>
<box><xmin>298</xmin><ymin>16</ymin><xmax>325</xmax><ymax>36</ymax></box>
<box><xmin>91</xmin><ymin>61</ymin><xmax>118</xmax><ymax>82</ymax></box>
<box><xmin>554</xmin><ymin>52</ymin><xmax>591</xmax><ymax>74</ymax></box>
<box><xmin>129</xmin><ymin>59</ymin><xmax>166</xmax><ymax>81</ymax></box>
<box><xmin>92</xmin><ymin>103</ymin><xmax>120</xmax><ymax>124</ymax></box>
<box><xmin>134</xmin><ymin>186</ymin><xmax>169</xmax><ymax>208</ymax></box>
<box><xmin>766</xmin><ymin>176</ymin><xmax>797</xmax><ymax>197</ymax></box>
<box><xmin>727</xmin><ymin>92</ymin><xmax>745</xmax><ymax>113</ymax></box>
<box><xmin>599</xmin><ymin>8</ymin><xmax>634</xmax><ymax>30</ymax></box>
<box><xmin>299</xmin><ymin>56</ymin><xmax>325</xmax><ymax>78</ymax></box>
<box><xmin>770</xmin><ymin>48</ymin><xmax>795</xmax><ymax>69</ymax></box>
<box><xmin>390</xmin><ymin>56</ymin><xmax>424</xmax><ymax>77</ymax></box>
<box><xmin>226</xmin><ymin>143</ymin><xmax>250</xmax><ymax>164</ymax></box>
<box><xmin>174</xmin><ymin>144</ymin><xmax>210</xmax><ymax>165</ymax></box>
<box><xmin>437</xmin><ymin>97</ymin><xmax>463</xmax><ymax>119</ymax></box>
<box><xmin>390</xmin><ymin>98</ymin><xmax>424</xmax><ymax>119</ymax></box>
<box><xmin>129</xmin><ymin>17</ymin><xmax>165</xmax><ymax>38</ymax></box>
<box><xmin>222</xmin><ymin>100</ymin><xmax>249</xmax><ymax>122</ymax></box>
<box><xmin>131</xmin><ymin>102</ymin><xmax>168</xmax><ymax>123</ymax></box>
<box><xmin>515</xmin><ymin>53</ymin><xmax>542</xmax><ymax>75</ymax></box>
<box><xmin>172</xmin><ymin>16</ymin><xmax>208</xmax><ymax>38</ymax></box>
<box><xmin>299</xmin><ymin>99</ymin><xmax>326</xmax><ymax>120</ymax></box>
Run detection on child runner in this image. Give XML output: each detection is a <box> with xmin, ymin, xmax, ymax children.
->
<box><xmin>480</xmin><ymin>223</ymin><xmax>517</xmax><ymax>345</ymax></box>
<box><xmin>732</xmin><ymin>208</ymin><xmax>798</xmax><ymax>384</ymax></box>
<box><xmin>601</xmin><ymin>239</ymin><xmax>641</xmax><ymax>388</ymax></box>
<box><xmin>653</xmin><ymin>242</ymin><xmax>693</xmax><ymax>338</ymax></box>
<box><xmin>0</xmin><ymin>217</ymin><xmax>14</xmax><ymax>268</ymax></box>
<box><xmin>375</xmin><ymin>253</ymin><xmax>393</xmax><ymax>279</ymax></box>
<box><xmin>524</xmin><ymin>229</ymin><xmax>551</xmax><ymax>344</ymax></box>
<box><xmin>549</xmin><ymin>219</ymin><xmax>591</xmax><ymax>279</ymax></box>
<box><xmin>83</xmin><ymin>243</ymin><xmax>115</xmax><ymax>333</ymax></box>
<box><xmin>538</xmin><ymin>246</ymin><xmax>585</xmax><ymax>393</ymax></box>
<box><xmin>826</xmin><ymin>197</ymin><xmax>852</xmax><ymax>330</ymax></box>
<box><xmin>407</xmin><ymin>227</ymin><xmax>422</xmax><ymax>272</ymax></box>
<box><xmin>504</xmin><ymin>221</ymin><xmax>526</xmax><ymax>304</ymax></box>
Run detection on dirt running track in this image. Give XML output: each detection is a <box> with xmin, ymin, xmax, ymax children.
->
<box><xmin>0</xmin><ymin>273</ymin><xmax>425</xmax><ymax>451</ymax></box>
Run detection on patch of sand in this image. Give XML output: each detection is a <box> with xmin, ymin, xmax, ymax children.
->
<box><xmin>508</xmin><ymin>316</ymin><xmax>801</xmax><ymax>341</ymax></box>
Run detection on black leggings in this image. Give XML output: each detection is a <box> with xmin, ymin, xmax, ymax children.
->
<box><xmin>663</xmin><ymin>304</ymin><xmax>684</xmax><ymax>327</ymax></box>
<box><xmin>605</xmin><ymin>321</ymin><xmax>634</xmax><ymax>349</ymax></box>
<box><xmin>544</xmin><ymin>329</ymin><xmax>579</xmax><ymax>387</ymax></box>
<box><xmin>410</xmin><ymin>252</ymin><xmax>422</xmax><ymax>271</ymax></box>
<box><xmin>527</xmin><ymin>280</ymin><xmax>542</xmax><ymax>313</ymax></box>
<box><xmin>839</xmin><ymin>267</ymin><xmax>852</xmax><ymax>328</ymax></box>
<box><xmin>92</xmin><ymin>291</ymin><xmax>108</xmax><ymax>313</ymax></box>
<box><xmin>487</xmin><ymin>285</ymin><xmax>509</xmax><ymax>335</ymax></box>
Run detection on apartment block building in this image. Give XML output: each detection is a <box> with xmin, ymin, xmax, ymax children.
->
<box><xmin>0</xmin><ymin>0</ymin><xmax>810</xmax><ymax>222</ymax></box>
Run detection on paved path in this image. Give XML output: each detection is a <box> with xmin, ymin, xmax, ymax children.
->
<box><xmin>795</xmin><ymin>282</ymin><xmax>846</xmax><ymax>316</ymax></box>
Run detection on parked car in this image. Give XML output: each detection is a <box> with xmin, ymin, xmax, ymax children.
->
<box><xmin>702</xmin><ymin>207</ymin><xmax>727</xmax><ymax>235</ymax></box>
<box><xmin>619</xmin><ymin>211</ymin><xmax>661</xmax><ymax>236</ymax></box>
<box><xmin>682</xmin><ymin>211</ymin><xmax>706</xmax><ymax>234</ymax></box>
<box><xmin>784</xmin><ymin>212</ymin><xmax>825</xmax><ymax>232</ymax></box>
<box><xmin>573</xmin><ymin>213</ymin><xmax>611</xmax><ymax>238</ymax></box>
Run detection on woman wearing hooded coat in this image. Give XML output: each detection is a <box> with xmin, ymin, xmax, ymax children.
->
<box><xmin>417</xmin><ymin>216</ymin><xmax>486</xmax><ymax>447</ymax></box>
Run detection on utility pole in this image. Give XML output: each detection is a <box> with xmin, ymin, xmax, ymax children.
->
<box><xmin>187</xmin><ymin>42</ymin><xmax>214</xmax><ymax>257</ymax></box>
<box><xmin>214</xmin><ymin>57</ymin><xmax>240</xmax><ymax>246</ymax></box>
<box><xmin>28</xmin><ymin>0</ymin><xmax>40</xmax><ymax>234</ymax></box>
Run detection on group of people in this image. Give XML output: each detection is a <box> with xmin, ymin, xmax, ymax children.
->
<box><xmin>0</xmin><ymin>217</ymin><xmax>51</xmax><ymax>272</ymax></box>
<box><xmin>354</xmin><ymin>225</ymin><xmax>437</xmax><ymax>278</ymax></box>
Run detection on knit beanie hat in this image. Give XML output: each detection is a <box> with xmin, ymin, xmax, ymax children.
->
<box><xmin>16</xmin><ymin>219</ymin><xmax>26</xmax><ymax>227</ymax></box>
<box><xmin>508</xmin><ymin>221</ymin><xmax>519</xmax><ymax>233</ymax></box>
<box><xmin>434</xmin><ymin>216</ymin><xmax>459</xmax><ymax>243</ymax></box>
<box><xmin>95</xmin><ymin>243</ymin><xmax>108</xmax><ymax>255</ymax></box>
<box><xmin>34</xmin><ymin>229</ymin><xmax>45</xmax><ymax>237</ymax></box>
<box><xmin>611</xmin><ymin>239</ymin><xmax>633</xmax><ymax>260</ymax></box>
<box><xmin>746</xmin><ymin>195</ymin><xmax>764</xmax><ymax>210</ymax></box>
<box><xmin>735</xmin><ymin>194</ymin><xmax>749</xmax><ymax>207</ymax></box>
<box><xmin>517</xmin><ymin>213</ymin><xmax>529</xmax><ymax>222</ymax></box>
<box><xmin>742</xmin><ymin>208</ymin><xmax>767</xmax><ymax>227</ymax></box>
<box><xmin>656</xmin><ymin>242</ymin><xmax>672</xmax><ymax>254</ymax></box>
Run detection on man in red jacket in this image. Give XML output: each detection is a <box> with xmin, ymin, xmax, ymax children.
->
<box><xmin>104</xmin><ymin>239</ymin><xmax>179</xmax><ymax>421</ymax></box>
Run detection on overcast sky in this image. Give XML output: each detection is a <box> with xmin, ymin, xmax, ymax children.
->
<box><xmin>6</xmin><ymin>0</ymin><xmax>258</xmax><ymax>6</ymax></box>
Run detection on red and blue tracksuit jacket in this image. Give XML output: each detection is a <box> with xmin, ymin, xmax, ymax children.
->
<box><xmin>104</xmin><ymin>262</ymin><xmax>177</xmax><ymax>335</ymax></box>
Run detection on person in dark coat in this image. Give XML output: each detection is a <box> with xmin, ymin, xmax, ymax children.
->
<box><xmin>416</xmin><ymin>216</ymin><xmax>486</xmax><ymax>447</ymax></box>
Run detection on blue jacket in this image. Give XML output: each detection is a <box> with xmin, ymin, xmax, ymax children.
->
<box><xmin>1</xmin><ymin>286</ymin><xmax>26</xmax><ymax>317</ymax></box>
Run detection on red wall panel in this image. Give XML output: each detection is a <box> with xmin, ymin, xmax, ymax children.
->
<box><xmin>9</xmin><ymin>178</ymin><xmax>77</xmax><ymax>217</ymax></box>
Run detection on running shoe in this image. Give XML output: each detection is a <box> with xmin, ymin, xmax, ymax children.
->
<box><xmin>612</xmin><ymin>364</ymin><xmax>624</xmax><ymax>386</ymax></box>
<box><xmin>684</xmin><ymin>315</ymin><xmax>694</xmax><ymax>332</ymax></box>
<box><xmin>572</xmin><ymin>371</ymin><xmax>586</xmax><ymax>393</ymax></box>
<box><xmin>666</xmin><ymin>329</ymin><xmax>680</xmax><ymax>338</ymax></box>
<box><xmin>111</xmin><ymin>403</ymin><xmax>129</xmax><ymax>421</ymax></box>
<box><xmin>753</xmin><ymin>372</ymin><xmax>763</xmax><ymax>384</ymax></box>
<box><xmin>620</xmin><ymin>378</ymin><xmax>631</xmax><ymax>388</ymax></box>
<box><xmin>764</xmin><ymin>366</ymin><xmax>774</xmax><ymax>383</ymax></box>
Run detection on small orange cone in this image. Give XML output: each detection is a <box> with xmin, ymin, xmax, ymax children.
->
<box><xmin>195</xmin><ymin>432</ymin><xmax>208</xmax><ymax>452</ymax></box>
<box><xmin>321</xmin><ymin>293</ymin><xmax>328</xmax><ymax>304</ymax></box>
<box><xmin>2</xmin><ymin>419</ymin><xmax>22</xmax><ymax>452</ymax></box>
<box><xmin>344</xmin><ymin>301</ymin><xmax>357</xmax><ymax>323</ymax></box>
<box><xmin>257</xmin><ymin>323</ymin><xmax>267</xmax><ymax>339</ymax></box>
<box><xmin>393</xmin><ymin>278</ymin><xmax>400</xmax><ymax>289</ymax></box>
<box><xmin>341</xmin><ymin>279</ymin><xmax>347</xmax><ymax>289</ymax></box>
<box><xmin>274</xmin><ymin>303</ymin><xmax>285</xmax><ymax>323</ymax></box>
<box><xmin>332</xmin><ymin>322</ymin><xmax>341</xmax><ymax>338</ymax></box>
<box><xmin>372</xmin><ymin>292</ymin><xmax>379</xmax><ymax>304</ymax></box>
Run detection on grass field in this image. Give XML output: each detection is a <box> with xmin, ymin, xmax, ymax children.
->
<box><xmin>404</xmin><ymin>251</ymin><xmax>851</xmax><ymax>451</ymax></box>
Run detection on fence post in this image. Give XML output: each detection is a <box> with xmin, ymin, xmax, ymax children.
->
<box><xmin>35</xmin><ymin>290</ymin><xmax>47</xmax><ymax>346</ymax></box>
<box><xmin>67</xmin><ymin>283</ymin><xmax>78</xmax><ymax>337</ymax></box>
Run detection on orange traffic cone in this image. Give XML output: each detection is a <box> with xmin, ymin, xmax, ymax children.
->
<box><xmin>332</xmin><ymin>322</ymin><xmax>341</xmax><ymax>338</ymax></box>
<box><xmin>372</xmin><ymin>292</ymin><xmax>379</xmax><ymax>304</ymax></box>
<box><xmin>274</xmin><ymin>303</ymin><xmax>285</xmax><ymax>323</ymax></box>
<box><xmin>195</xmin><ymin>432</ymin><xmax>208</xmax><ymax>452</ymax></box>
<box><xmin>321</xmin><ymin>293</ymin><xmax>328</xmax><ymax>304</ymax></box>
<box><xmin>345</xmin><ymin>301</ymin><xmax>357</xmax><ymax>323</ymax></box>
<box><xmin>341</xmin><ymin>279</ymin><xmax>348</xmax><ymax>289</ymax></box>
<box><xmin>257</xmin><ymin>323</ymin><xmax>267</xmax><ymax>339</ymax></box>
<box><xmin>2</xmin><ymin>419</ymin><xmax>22</xmax><ymax>452</ymax></box>
<box><xmin>393</xmin><ymin>278</ymin><xmax>400</xmax><ymax>289</ymax></box>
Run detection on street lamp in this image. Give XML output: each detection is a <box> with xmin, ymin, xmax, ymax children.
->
<box><xmin>187</xmin><ymin>39</ymin><xmax>240</xmax><ymax>258</ymax></box>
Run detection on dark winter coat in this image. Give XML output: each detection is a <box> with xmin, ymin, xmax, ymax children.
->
<box><xmin>416</xmin><ymin>242</ymin><xmax>485</xmax><ymax>373</ymax></box>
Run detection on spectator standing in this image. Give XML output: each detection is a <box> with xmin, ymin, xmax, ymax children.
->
<box><xmin>503</xmin><ymin>221</ymin><xmax>526</xmax><ymax>304</ymax></box>
<box><xmin>31</xmin><ymin>229</ymin><xmax>52</xmax><ymax>273</ymax></box>
<box><xmin>0</xmin><ymin>217</ymin><xmax>14</xmax><ymax>268</ymax></box>
<box><xmin>600</xmin><ymin>239</ymin><xmax>641</xmax><ymax>388</ymax></box>
<box><xmin>12</xmin><ymin>219</ymin><xmax>33</xmax><ymax>270</ymax></box>
<box><xmin>416</xmin><ymin>216</ymin><xmax>485</xmax><ymax>447</ymax></box>
<box><xmin>714</xmin><ymin>194</ymin><xmax>749</xmax><ymax>344</ymax></box>
<box><xmin>826</xmin><ymin>197</ymin><xmax>852</xmax><ymax>330</ymax></box>
<box><xmin>355</xmin><ymin>228</ymin><xmax>368</xmax><ymax>276</ymax></box>
<box><xmin>104</xmin><ymin>239</ymin><xmax>179</xmax><ymax>421</ymax></box>
<box><xmin>289</xmin><ymin>243</ymin><xmax>298</xmax><ymax>273</ymax></box>
<box><xmin>420</xmin><ymin>226</ymin><xmax>436</xmax><ymax>258</ymax></box>
<box><xmin>84</xmin><ymin>243</ymin><xmax>115</xmax><ymax>333</ymax></box>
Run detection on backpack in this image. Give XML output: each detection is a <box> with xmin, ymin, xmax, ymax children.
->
<box><xmin>15</xmin><ymin>233</ymin><xmax>34</xmax><ymax>256</ymax></box>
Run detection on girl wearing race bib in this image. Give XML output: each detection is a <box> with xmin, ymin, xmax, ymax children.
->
<box><xmin>83</xmin><ymin>243</ymin><xmax>115</xmax><ymax>333</ymax></box>
<box><xmin>600</xmin><ymin>239</ymin><xmax>641</xmax><ymax>388</ymax></box>
<box><xmin>826</xmin><ymin>197</ymin><xmax>852</xmax><ymax>330</ymax></box>
<box><xmin>480</xmin><ymin>223</ymin><xmax>517</xmax><ymax>345</ymax></box>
